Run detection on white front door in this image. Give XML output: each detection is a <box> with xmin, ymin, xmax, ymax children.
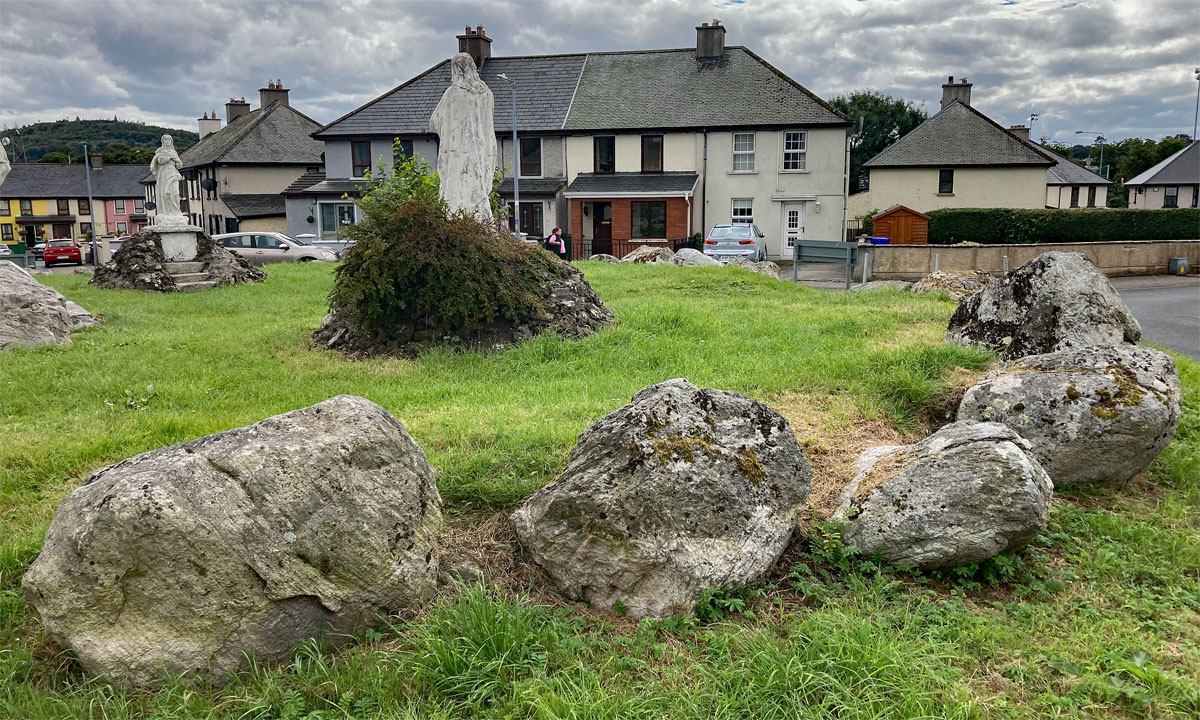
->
<box><xmin>782</xmin><ymin>203</ymin><xmax>804</xmax><ymax>257</ymax></box>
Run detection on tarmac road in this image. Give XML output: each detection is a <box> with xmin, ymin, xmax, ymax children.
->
<box><xmin>1113</xmin><ymin>277</ymin><xmax>1200</xmax><ymax>358</ymax></box>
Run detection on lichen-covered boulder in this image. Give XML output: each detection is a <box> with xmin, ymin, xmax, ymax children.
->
<box><xmin>851</xmin><ymin>280</ymin><xmax>914</xmax><ymax>292</ymax></box>
<box><xmin>511</xmin><ymin>378</ymin><xmax>812</xmax><ymax>618</ymax></box>
<box><xmin>621</xmin><ymin>245</ymin><xmax>675</xmax><ymax>264</ymax></box>
<box><xmin>589</xmin><ymin>253</ymin><xmax>620</xmax><ymax>263</ymax></box>
<box><xmin>728</xmin><ymin>256</ymin><xmax>783</xmax><ymax>278</ymax></box>
<box><xmin>946</xmin><ymin>252</ymin><xmax>1140</xmax><ymax>360</ymax></box>
<box><xmin>22</xmin><ymin>395</ymin><xmax>442</xmax><ymax>688</ymax></box>
<box><xmin>957</xmin><ymin>345</ymin><xmax>1181</xmax><ymax>488</ymax></box>
<box><xmin>673</xmin><ymin>248</ymin><xmax>721</xmax><ymax>266</ymax></box>
<box><xmin>833</xmin><ymin>422</ymin><xmax>1052</xmax><ymax>569</ymax></box>
<box><xmin>912</xmin><ymin>270</ymin><xmax>995</xmax><ymax>302</ymax></box>
<box><xmin>0</xmin><ymin>261</ymin><xmax>96</xmax><ymax>350</ymax></box>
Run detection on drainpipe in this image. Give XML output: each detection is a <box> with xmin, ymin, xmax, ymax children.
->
<box><xmin>685</xmin><ymin>194</ymin><xmax>692</xmax><ymax>239</ymax></box>
<box><xmin>700</xmin><ymin>129</ymin><xmax>708</xmax><ymax>239</ymax></box>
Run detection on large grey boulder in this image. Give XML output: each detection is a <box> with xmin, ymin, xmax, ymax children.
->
<box><xmin>728</xmin><ymin>256</ymin><xmax>783</xmax><ymax>279</ymax></box>
<box><xmin>511</xmin><ymin>378</ymin><xmax>812</xmax><ymax>618</ymax></box>
<box><xmin>588</xmin><ymin>253</ymin><xmax>620</xmax><ymax>263</ymax></box>
<box><xmin>673</xmin><ymin>248</ymin><xmax>721</xmax><ymax>266</ymax></box>
<box><xmin>833</xmin><ymin>422</ymin><xmax>1053</xmax><ymax>569</ymax></box>
<box><xmin>23</xmin><ymin>395</ymin><xmax>442</xmax><ymax>688</ymax></box>
<box><xmin>947</xmin><ymin>252</ymin><xmax>1140</xmax><ymax>360</ymax></box>
<box><xmin>912</xmin><ymin>270</ymin><xmax>995</xmax><ymax>302</ymax></box>
<box><xmin>851</xmin><ymin>280</ymin><xmax>914</xmax><ymax>293</ymax></box>
<box><xmin>0</xmin><ymin>261</ymin><xmax>97</xmax><ymax>350</ymax></box>
<box><xmin>957</xmin><ymin>345</ymin><xmax>1181</xmax><ymax>488</ymax></box>
<box><xmin>622</xmin><ymin>245</ymin><xmax>676</xmax><ymax>264</ymax></box>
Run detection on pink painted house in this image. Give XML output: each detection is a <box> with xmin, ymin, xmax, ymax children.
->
<box><xmin>104</xmin><ymin>195</ymin><xmax>148</xmax><ymax>236</ymax></box>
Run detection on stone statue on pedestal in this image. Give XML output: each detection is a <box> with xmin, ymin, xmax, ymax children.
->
<box><xmin>429</xmin><ymin>53</ymin><xmax>497</xmax><ymax>221</ymax></box>
<box><xmin>0</xmin><ymin>140</ymin><xmax>12</xmax><ymax>188</ymax></box>
<box><xmin>149</xmin><ymin>135</ymin><xmax>186</xmax><ymax>226</ymax></box>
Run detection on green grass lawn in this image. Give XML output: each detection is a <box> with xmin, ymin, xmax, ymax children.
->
<box><xmin>1</xmin><ymin>262</ymin><xmax>1196</xmax><ymax>719</ymax></box>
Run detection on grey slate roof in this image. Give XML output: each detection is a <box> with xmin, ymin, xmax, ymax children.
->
<box><xmin>221</xmin><ymin>193</ymin><xmax>286</xmax><ymax>218</ymax></box>
<box><xmin>1038</xmin><ymin>143</ymin><xmax>1111</xmax><ymax>185</ymax></box>
<box><xmin>1125</xmin><ymin>142</ymin><xmax>1199</xmax><ymax>186</ymax></box>
<box><xmin>497</xmin><ymin>177</ymin><xmax>566</xmax><ymax>196</ymax></box>
<box><xmin>317</xmin><ymin>55</ymin><xmax>586</xmax><ymax>137</ymax></box>
<box><xmin>303</xmin><ymin>179</ymin><xmax>368</xmax><ymax>195</ymax></box>
<box><xmin>564</xmin><ymin>48</ymin><xmax>848</xmax><ymax>130</ymax></box>
<box><xmin>177</xmin><ymin>102</ymin><xmax>324</xmax><ymax>168</ymax></box>
<box><xmin>282</xmin><ymin>169</ymin><xmax>327</xmax><ymax>195</ymax></box>
<box><xmin>864</xmin><ymin>101</ymin><xmax>1054</xmax><ymax>168</ymax></box>
<box><xmin>0</xmin><ymin>163</ymin><xmax>150</xmax><ymax>199</ymax></box>
<box><xmin>564</xmin><ymin>171</ymin><xmax>699</xmax><ymax>196</ymax></box>
<box><xmin>316</xmin><ymin>47</ymin><xmax>848</xmax><ymax>138</ymax></box>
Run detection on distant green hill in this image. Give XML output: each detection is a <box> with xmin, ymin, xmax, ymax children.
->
<box><xmin>0</xmin><ymin>119</ymin><xmax>198</xmax><ymax>165</ymax></box>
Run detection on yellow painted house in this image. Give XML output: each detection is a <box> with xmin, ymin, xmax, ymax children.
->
<box><xmin>0</xmin><ymin>161</ymin><xmax>148</xmax><ymax>250</ymax></box>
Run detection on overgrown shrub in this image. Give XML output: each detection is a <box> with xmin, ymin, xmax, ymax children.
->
<box><xmin>927</xmin><ymin>207</ymin><xmax>1200</xmax><ymax>245</ymax></box>
<box><xmin>329</xmin><ymin>153</ymin><xmax>558</xmax><ymax>334</ymax></box>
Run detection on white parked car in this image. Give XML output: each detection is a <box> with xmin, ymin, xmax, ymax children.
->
<box><xmin>212</xmin><ymin>232</ymin><xmax>339</xmax><ymax>265</ymax></box>
<box><xmin>702</xmin><ymin>223</ymin><xmax>769</xmax><ymax>262</ymax></box>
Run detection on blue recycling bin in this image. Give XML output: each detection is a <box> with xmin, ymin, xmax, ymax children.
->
<box><xmin>868</xmin><ymin>236</ymin><xmax>891</xmax><ymax>245</ymax></box>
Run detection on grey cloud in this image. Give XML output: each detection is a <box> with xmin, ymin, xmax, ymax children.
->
<box><xmin>0</xmin><ymin>0</ymin><xmax>1195</xmax><ymax>144</ymax></box>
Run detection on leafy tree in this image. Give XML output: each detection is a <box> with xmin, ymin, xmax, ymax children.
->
<box><xmin>830</xmin><ymin>91</ymin><xmax>929</xmax><ymax>193</ymax></box>
<box><xmin>2</xmin><ymin>119</ymin><xmax>196</xmax><ymax>163</ymax></box>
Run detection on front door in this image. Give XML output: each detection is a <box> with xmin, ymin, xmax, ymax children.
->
<box><xmin>592</xmin><ymin>202</ymin><xmax>612</xmax><ymax>255</ymax></box>
<box><xmin>782</xmin><ymin>203</ymin><xmax>804</xmax><ymax>258</ymax></box>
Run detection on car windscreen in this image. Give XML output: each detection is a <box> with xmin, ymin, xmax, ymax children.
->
<box><xmin>709</xmin><ymin>226</ymin><xmax>752</xmax><ymax>239</ymax></box>
<box><xmin>282</xmin><ymin>233</ymin><xmax>306</xmax><ymax>245</ymax></box>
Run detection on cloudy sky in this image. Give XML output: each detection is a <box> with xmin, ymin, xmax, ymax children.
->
<box><xmin>1</xmin><ymin>0</ymin><xmax>1197</xmax><ymax>144</ymax></box>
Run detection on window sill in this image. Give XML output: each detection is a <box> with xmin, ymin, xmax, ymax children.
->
<box><xmin>780</xmin><ymin>170</ymin><xmax>810</xmax><ymax>174</ymax></box>
<box><xmin>729</xmin><ymin>171</ymin><xmax>758</xmax><ymax>175</ymax></box>
<box><xmin>936</xmin><ymin>192</ymin><xmax>954</xmax><ymax>196</ymax></box>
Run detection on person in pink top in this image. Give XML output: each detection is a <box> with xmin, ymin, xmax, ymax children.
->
<box><xmin>546</xmin><ymin>227</ymin><xmax>566</xmax><ymax>258</ymax></box>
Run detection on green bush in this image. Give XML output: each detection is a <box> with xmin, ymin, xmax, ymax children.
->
<box><xmin>329</xmin><ymin>152</ymin><xmax>558</xmax><ymax>334</ymax></box>
<box><xmin>926</xmin><ymin>207</ymin><xmax>1200</xmax><ymax>245</ymax></box>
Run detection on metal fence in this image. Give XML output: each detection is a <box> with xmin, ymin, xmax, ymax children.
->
<box><xmin>570</xmin><ymin>236</ymin><xmax>698</xmax><ymax>260</ymax></box>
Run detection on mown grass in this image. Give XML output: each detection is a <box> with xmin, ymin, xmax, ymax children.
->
<box><xmin>1</xmin><ymin>261</ymin><xmax>1196</xmax><ymax>719</ymax></box>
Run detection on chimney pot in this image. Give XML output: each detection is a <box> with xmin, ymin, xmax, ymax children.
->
<box><xmin>940</xmin><ymin>75</ymin><xmax>972</xmax><ymax>110</ymax></box>
<box><xmin>259</xmin><ymin>81</ymin><xmax>291</xmax><ymax>109</ymax></box>
<box><xmin>225</xmin><ymin>97</ymin><xmax>251</xmax><ymax>124</ymax></box>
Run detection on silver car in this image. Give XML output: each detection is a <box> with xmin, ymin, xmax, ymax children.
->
<box><xmin>703</xmin><ymin>223</ymin><xmax>768</xmax><ymax>262</ymax></box>
<box><xmin>213</xmin><ymin>232</ymin><xmax>339</xmax><ymax>265</ymax></box>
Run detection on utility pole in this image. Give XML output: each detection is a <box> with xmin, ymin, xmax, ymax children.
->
<box><xmin>1075</xmin><ymin>130</ymin><xmax>1107</xmax><ymax>178</ymax></box>
<box><xmin>498</xmin><ymin>73</ymin><xmax>520</xmax><ymax>238</ymax></box>
<box><xmin>81</xmin><ymin>144</ymin><xmax>98</xmax><ymax>265</ymax></box>
<box><xmin>1193</xmin><ymin>68</ymin><xmax>1199</xmax><ymax>141</ymax></box>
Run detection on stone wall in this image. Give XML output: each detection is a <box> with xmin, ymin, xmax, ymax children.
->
<box><xmin>863</xmin><ymin>239</ymin><xmax>1200</xmax><ymax>280</ymax></box>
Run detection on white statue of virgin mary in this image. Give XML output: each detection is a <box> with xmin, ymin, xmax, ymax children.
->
<box><xmin>429</xmin><ymin>53</ymin><xmax>497</xmax><ymax>221</ymax></box>
<box><xmin>150</xmin><ymin>135</ymin><xmax>186</xmax><ymax>225</ymax></box>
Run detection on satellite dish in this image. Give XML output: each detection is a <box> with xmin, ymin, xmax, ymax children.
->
<box><xmin>1</xmin><ymin>137</ymin><xmax>10</xmax><ymax>146</ymax></box>
<box><xmin>145</xmin><ymin>201</ymin><xmax>157</xmax><ymax>211</ymax></box>
<box><xmin>201</xmin><ymin>178</ymin><xmax>218</xmax><ymax>191</ymax></box>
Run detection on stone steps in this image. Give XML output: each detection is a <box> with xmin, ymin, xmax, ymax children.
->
<box><xmin>165</xmin><ymin>261</ymin><xmax>204</xmax><ymax>275</ymax></box>
<box><xmin>176</xmin><ymin>280</ymin><xmax>219</xmax><ymax>292</ymax></box>
<box><xmin>170</xmin><ymin>272</ymin><xmax>210</xmax><ymax>284</ymax></box>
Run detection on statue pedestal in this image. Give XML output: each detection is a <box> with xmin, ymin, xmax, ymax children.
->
<box><xmin>150</xmin><ymin>223</ymin><xmax>204</xmax><ymax>262</ymax></box>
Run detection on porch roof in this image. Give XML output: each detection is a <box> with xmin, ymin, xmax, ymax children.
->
<box><xmin>564</xmin><ymin>171</ymin><xmax>698</xmax><ymax>198</ymax></box>
<box><xmin>497</xmin><ymin>177</ymin><xmax>566</xmax><ymax>196</ymax></box>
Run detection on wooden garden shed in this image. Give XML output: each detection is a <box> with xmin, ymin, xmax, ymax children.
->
<box><xmin>872</xmin><ymin>205</ymin><xmax>929</xmax><ymax>245</ymax></box>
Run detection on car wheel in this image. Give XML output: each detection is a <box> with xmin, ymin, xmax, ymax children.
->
<box><xmin>299</xmin><ymin>257</ymin><xmax>314</xmax><ymax>262</ymax></box>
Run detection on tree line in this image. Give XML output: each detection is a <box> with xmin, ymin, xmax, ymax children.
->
<box><xmin>1</xmin><ymin>119</ymin><xmax>198</xmax><ymax>165</ymax></box>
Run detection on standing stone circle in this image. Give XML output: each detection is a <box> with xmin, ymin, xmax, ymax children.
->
<box><xmin>833</xmin><ymin>422</ymin><xmax>1053</xmax><ymax>569</ymax></box>
<box><xmin>957</xmin><ymin>345</ymin><xmax>1181</xmax><ymax>488</ymax></box>
<box><xmin>23</xmin><ymin>395</ymin><xmax>442</xmax><ymax>688</ymax></box>
<box><xmin>511</xmin><ymin>378</ymin><xmax>812</xmax><ymax>618</ymax></box>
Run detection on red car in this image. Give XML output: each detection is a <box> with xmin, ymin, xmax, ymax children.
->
<box><xmin>43</xmin><ymin>239</ymin><xmax>83</xmax><ymax>267</ymax></box>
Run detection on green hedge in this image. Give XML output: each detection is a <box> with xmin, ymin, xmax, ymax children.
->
<box><xmin>926</xmin><ymin>208</ymin><xmax>1200</xmax><ymax>245</ymax></box>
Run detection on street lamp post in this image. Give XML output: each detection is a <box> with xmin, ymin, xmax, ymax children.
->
<box><xmin>1193</xmin><ymin>68</ymin><xmax>1199</xmax><ymax>141</ymax></box>
<box><xmin>1075</xmin><ymin>130</ymin><xmax>1107</xmax><ymax>178</ymax></box>
<box><xmin>81</xmin><ymin>143</ymin><xmax>98</xmax><ymax>265</ymax></box>
<box><xmin>497</xmin><ymin>73</ymin><xmax>519</xmax><ymax>238</ymax></box>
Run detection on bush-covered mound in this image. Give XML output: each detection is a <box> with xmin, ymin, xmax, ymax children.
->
<box><xmin>90</xmin><ymin>230</ymin><xmax>264</xmax><ymax>292</ymax></box>
<box><xmin>927</xmin><ymin>207</ymin><xmax>1200</xmax><ymax>245</ymax></box>
<box><xmin>313</xmin><ymin>158</ymin><xmax>612</xmax><ymax>356</ymax></box>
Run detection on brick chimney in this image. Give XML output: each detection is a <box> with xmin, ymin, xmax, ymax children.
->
<box><xmin>941</xmin><ymin>76</ymin><xmax>972</xmax><ymax>109</ymax></box>
<box><xmin>457</xmin><ymin>25</ymin><xmax>492</xmax><ymax>67</ymax></box>
<box><xmin>89</xmin><ymin>151</ymin><xmax>103</xmax><ymax>169</ymax></box>
<box><xmin>226</xmin><ymin>97</ymin><xmax>251</xmax><ymax>123</ymax></box>
<box><xmin>197</xmin><ymin>110</ymin><xmax>222</xmax><ymax>139</ymax></box>
<box><xmin>1008</xmin><ymin>125</ymin><xmax>1030</xmax><ymax>142</ymax></box>
<box><xmin>696</xmin><ymin>19</ymin><xmax>726</xmax><ymax>61</ymax></box>
<box><xmin>259</xmin><ymin>79</ymin><xmax>290</xmax><ymax>109</ymax></box>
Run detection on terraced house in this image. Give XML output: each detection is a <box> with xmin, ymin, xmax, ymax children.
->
<box><xmin>144</xmin><ymin>82</ymin><xmax>324</xmax><ymax>235</ymax></box>
<box><xmin>0</xmin><ymin>155</ymin><xmax>148</xmax><ymax>249</ymax></box>
<box><xmin>295</xmin><ymin>21</ymin><xmax>852</xmax><ymax>260</ymax></box>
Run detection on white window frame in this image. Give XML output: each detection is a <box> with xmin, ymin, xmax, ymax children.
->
<box><xmin>114</xmin><ymin>199</ymin><xmax>126</xmax><ymax>214</ymax></box>
<box><xmin>784</xmin><ymin>207</ymin><xmax>801</xmax><ymax>247</ymax></box>
<box><xmin>518</xmin><ymin>137</ymin><xmax>544</xmax><ymax>178</ymax></box>
<box><xmin>782</xmin><ymin>131</ymin><xmax>807</xmax><ymax>172</ymax></box>
<box><xmin>317</xmin><ymin>200</ymin><xmax>359</xmax><ymax>238</ymax></box>
<box><xmin>732</xmin><ymin>132</ymin><xmax>755</xmax><ymax>172</ymax></box>
<box><xmin>731</xmin><ymin>198</ymin><xmax>753</xmax><ymax>224</ymax></box>
<box><xmin>116</xmin><ymin>221</ymin><xmax>127</xmax><ymax>234</ymax></box>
